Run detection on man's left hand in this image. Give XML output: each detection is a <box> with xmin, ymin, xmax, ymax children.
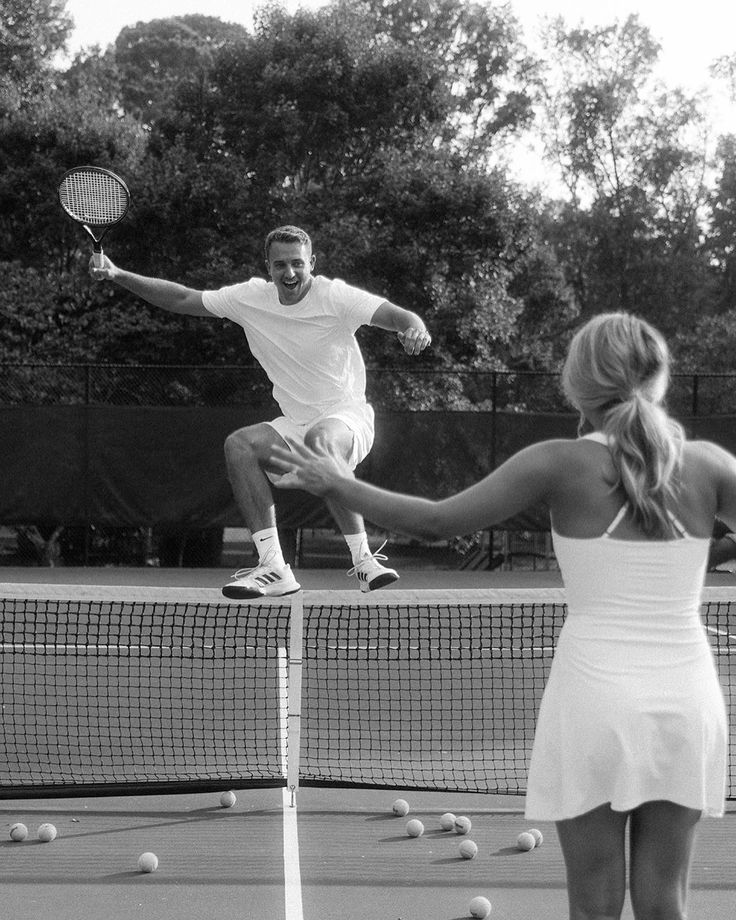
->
<box><xmin>398</xmin><ymin>328</ymin><xmax>432</xmax><ymax>355</ymax></box>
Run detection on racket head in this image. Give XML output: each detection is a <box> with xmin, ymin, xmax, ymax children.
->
<box><xmin>58</xmin><ymin>166</ymin><xmax>130</xmax><ymax>230</ymax></box>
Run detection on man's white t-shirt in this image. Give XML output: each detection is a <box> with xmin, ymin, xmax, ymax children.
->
<box><xmin>202</xmin><ymin>276</ymin><xmax>385</xmax><ymax>425</ymax></box>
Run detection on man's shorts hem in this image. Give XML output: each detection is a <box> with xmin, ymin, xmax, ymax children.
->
<box><xmin>265</xmin><ymin>404</ymin><xmax>375</xmax><ymax>479</ymax></box>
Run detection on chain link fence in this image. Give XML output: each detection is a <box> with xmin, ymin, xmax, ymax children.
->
<box><xmin>1</xmin><ymin>362</ymin><xmax>733</xmax><ymax>413</ymax></box>
<box><xmin>3</xmin><ymin>364</ymin><xmax>735</xmax><ymax>568</ymax></box>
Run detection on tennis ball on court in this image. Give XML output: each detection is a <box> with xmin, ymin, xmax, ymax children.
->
<box><xmin>392</xmin><ymin>798</ymin><xmax>410</xmax><ymax>816</ymax></box>
<box><xmin>528</xmin><ymin>827</ymin><xmax>544</xmax><ymax>847</ymax></box>
<box><xmin>439</xmin><ymin>812</ymin><xmax>456</xmax><ymax>831</ymax></box>
<box><xmin>454</xmin><ymin>815</ymin><xmax>472</xmax><ymax>835</ymax></box>
<box><xmin>220</xmin><ymin>790</ymin><xmax>237</xmax><ymax>808</ymax></box>
<box><xmin>138</xmin><ymin>852</ymin><xmax>159</xmax><ymax>873</ymax></box>
<box><xmin>405</xmin><ymin>818</ymin><xmax>424</xmax><ymax>838</ymax></box>
<box><xmin>37</xmin><ymin>823</ymin><xmax>57</xmax><ymax>843</ymax></box>
<box><xmin>469</xmin><ymin>895</ymin><xmax>492</xmax><ymax>918</ymax></box>
<box><xmin>9</xmin><ymin>823</ymin><xmax>28</xmax><ymax>842</ymax></box>
<box><xmin>459</xmin><ymin>839</ymin><xmax>478</xmax><ymax>860</ymax></box>
<box><xmin>516</xmin><ymin>831</ymin><xmax>536</xmax><ymax>851</ymax></box>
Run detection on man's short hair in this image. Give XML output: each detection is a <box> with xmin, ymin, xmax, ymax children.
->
<box><xmin>264</xmin><ymin>226</ymin><xmax>312</xmax><ymax>261</ymax></box>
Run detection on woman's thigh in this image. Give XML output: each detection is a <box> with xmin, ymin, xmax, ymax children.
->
<box><xmin>556</xmin><ymin>803</ymin><xmax>629</xmax><ymax>919</ymax></box>
<box><xmin>628</xmin><ymin>800</ymin><xmax>700</xmax><ymax>919</ymax></box>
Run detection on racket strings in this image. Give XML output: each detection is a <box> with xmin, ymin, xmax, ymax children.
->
<box><xmin>59</xmin><ymin>171</ymin><xmax>128</xmax><ymax>225</ymax></box>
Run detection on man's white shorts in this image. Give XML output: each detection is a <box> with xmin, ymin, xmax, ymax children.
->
<box><xmin>266</xmin><ymin>402</ymin><xmax>375</xmax><ymax>472</ymax></box>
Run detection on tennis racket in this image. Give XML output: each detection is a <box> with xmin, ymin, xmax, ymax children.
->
<box><xmin>58</xmin><ymin>166</ymin><xmax>130</xmax><ymax>267</ymax></box>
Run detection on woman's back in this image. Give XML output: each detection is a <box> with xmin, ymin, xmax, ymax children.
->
<box><xmin>549</xmin><ymin>432</ymin><xmax>712</xmax><ymax>657</ymax></box>
<box><xmin>546</xmin><ymin>434</ymin><xmax>722</xmax><ymax>542</ymax></box>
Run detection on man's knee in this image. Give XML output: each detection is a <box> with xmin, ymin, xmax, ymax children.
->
<box><xmin>225</xmin><ymin>428</ymin><xmax>252</xmax><ymax>459</ymax></box>
<box><xmin>224</xmin><ymin>426</ymin><xmax>271</xmax><ymax>467</ymax></box>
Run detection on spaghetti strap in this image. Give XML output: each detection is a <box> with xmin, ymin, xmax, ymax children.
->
<box><xmin>603</xmin><ymin>504</ymin><xmax>629</xmax><ymax>537</ymax></box>
<box><xmin>604</xmin><ymin>506</ymin><xmax>689</xmax><ymax>538</ymax></box>
<box><xmin>580</xmin><ymin>434</ymin><xmax>691</xmax><ymax>538</ymax></box>
<box><xmin>580</xmin><ymin>432</ymin><xmax>608</xmax><ymax>446</ymax></box>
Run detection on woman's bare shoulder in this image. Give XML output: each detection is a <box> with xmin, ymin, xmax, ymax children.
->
<box><xmin>512</xmin><ymin>438</ymin><xmax>593</xmax><ymax>473</ymax></box>
<box><xmin>683</xmin><ymin>439</ymin><xmax>736</xmax><ymax>471</ymax></box>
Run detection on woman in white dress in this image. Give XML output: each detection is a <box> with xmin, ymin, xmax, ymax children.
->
<box><xmin>271</xmin><ymin>312</ymin><xmax>732</xmax><ymax>920</ymax></box>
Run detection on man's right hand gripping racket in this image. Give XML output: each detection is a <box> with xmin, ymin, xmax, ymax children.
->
<box><xmin>58</xmin><ymin>166</ymin><xmax>130</xmax><ymax>267</ymax></box>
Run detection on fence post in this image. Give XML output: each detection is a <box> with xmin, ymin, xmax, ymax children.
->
<box><xmin>490</xmin><ymin>371</ymin><xmax>497</xmax><ymax>470</ymax></box>
<box><xmin>83</xmin><ymin>365</ymin><xmax>91</xmax><ymax>565</ymax></box>
<box><xmin>488</xmin><ymin>371</ymin><xmax>498</xmax><ymax>568</ymax></box>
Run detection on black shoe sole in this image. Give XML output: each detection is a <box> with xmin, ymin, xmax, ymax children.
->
<box><xmin>221</xmin><ymin>586</ymin><xmax>301</xmax><ymax>600</ymax></box>
<box><xmin>366</xmin><ymin>572</ymin><xmax>400</xmax><ymax>591</ymax></box>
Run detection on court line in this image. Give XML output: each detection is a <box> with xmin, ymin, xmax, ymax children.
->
<box><xmin>0</xmin><ymin>643</ymin><xmax>258</xmax><ymax>654</ymax></box>
<box><xmin>277</xmin><ymin>646</ymin><xmax>289</xmax><ymax>780</ymax></box>
<box><xmin>282</xmin><ymin>787</ymin><xmax>304</xmax><ymax>920</ymax></box>
<box><xmin>282</xmin><ymin>598</ymin><xmax>305</xmax><ymax>920</ymax></box>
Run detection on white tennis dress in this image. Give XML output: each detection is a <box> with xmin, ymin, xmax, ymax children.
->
<box><xmin>525</xmin><ymin>434</ymin><xmax>729</xmax><ymax>821</ymax></box>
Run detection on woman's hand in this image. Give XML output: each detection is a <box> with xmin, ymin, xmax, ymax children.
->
<box><xmin>270</xmin><ymin>441</ymin><xmax>355</xmax><ymax>496</ymax></box>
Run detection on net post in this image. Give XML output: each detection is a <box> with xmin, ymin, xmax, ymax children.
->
<box><xmin>286</xmin><ymin>591</ymin><xmax>304</xmax><ymax>805</ymax></box>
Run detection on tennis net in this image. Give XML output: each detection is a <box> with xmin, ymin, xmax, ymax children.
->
<box><xmin>0</xmin><ymin>588</ymin><xmax>291</xmax><ymax>797</ymax></box>
<box><xmin>0</xmin><ymin>585</ymin><xmax>733</xmax><ymax>799</ymax></box>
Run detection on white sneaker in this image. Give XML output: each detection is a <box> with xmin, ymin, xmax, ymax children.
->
<box><xmin>347</xmin><ymin>542</ymin><xmax>399</xmax><ymax>593</ymax></box>
<box><xmin>222</xmin><ymin>561</ymin><xmax>301</xmax><ymax>599</ymax></box>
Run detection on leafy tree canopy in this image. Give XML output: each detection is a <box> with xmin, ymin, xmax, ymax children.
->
<box><xmin>0</xmin><ymin>0</ymin><xmax>72</xmax><ymax>106</ymax></box>
<box><xmin>1</xmin><ymin>1</ymin><xmax>735</xmax><ymax>388</ymax></box>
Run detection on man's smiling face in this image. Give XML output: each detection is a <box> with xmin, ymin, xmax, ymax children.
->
<box><xmin>266</xmin><ymin>241</ymin><xmax>315</xmax><ymax>305</ymax></box>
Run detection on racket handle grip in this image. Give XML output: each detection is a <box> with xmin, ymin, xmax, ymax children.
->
<box><xmin>93</xmin><ymin>249</ymin><xmax>104</xmax><ymax>268</ymax></box>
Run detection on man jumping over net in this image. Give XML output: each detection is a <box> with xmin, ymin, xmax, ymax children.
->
<box><xmin>89</xmin><ymin>225</ymin><xmax>431</xmax><ymax>598</ymax></box>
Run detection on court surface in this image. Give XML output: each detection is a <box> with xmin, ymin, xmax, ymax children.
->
<box><xmin>1</xmin><ymin>565</ymin><xmax>734</xmax><ymax>920</ymax></box>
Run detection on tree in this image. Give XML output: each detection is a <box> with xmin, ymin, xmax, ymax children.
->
<box><xmin>0</xmin><ymin>77</ymin><xmax>153</xmax><ymax>364</ymax></box>
<box><xmin>113</xmin><ymin>15</ymin><xmax>249</xmax><ymax>124</ymax></box>
<box><xmin>536</xmin><ymin>15</ymin><xmax>713</xmax><ymax>333</ymax></box>
<box><xmin>352</xmin><ymin>0</ymin><xmax>537</xmax><ymax>160</ymax></box>
<box><xmin>0</xmin><ymin>5</ymin><xmax>620</xmax><ymax>383</ymax></box>
<box><xmin>186</xmin><ymin>3</ymin><xmax>448</xmax><ymax>192</ymax></box>
<box><xmin>0</xmin><ymin>0</ymin><xmax>72</xmax><ymax>106</ymax></box>
<box><xmin>705</xmin><ymin>136</ymin><xmax>736</xmax><ymax>312</ymax></box>
<box><xmin>672</xmin><ymin>309</ymin><xmax>736</xmax><ymax>377</ymax></box>
<box><xmin>334</xmin><ymin>150</ymin><xmax>526</xmax><ymax>373</ymax></box>
<box><xmin>506</xmin><ymin>204</ymin><xmax>579</xmax><ymax>372</ymax></box>
<box><xmin>711</xmin><ymin>53</ymin><xmax>736</xmax><ymax>103</ymax></box>
<box><xmin>0</xmin><ymin>87</ymin><xmax>147</xmax><ymax>268</ymax></box>
<box><xmin>139</xmin><ymin>0</ymin><xmax>554</xmax><ymax>386</ymax></box>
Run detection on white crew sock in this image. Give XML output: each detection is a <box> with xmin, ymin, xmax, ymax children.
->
<box><xmin>344</xmin><ymin>532</ymin><xmax>371</xmax><ymax>565</ymax></box>
<box><xmin>252</xmin><ymin>527</ymin><xmax>286</xmax><ymax>568</ymax></box>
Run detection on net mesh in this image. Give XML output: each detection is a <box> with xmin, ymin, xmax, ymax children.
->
<box><xmin>58</xmin><ymin>170</ymin><xmax>129</xmax><ymax>226</ymax></box>
<box><xmin>0</xmin><ymin>597</ymin><xmax>290</xmax><ymax>797</ymax></box>
<box><xmin>0</xmin><ymin>587</ymin><xmax>733</xmax><ymax>799</ymax></box>
<box><xmin>299</xmin><ymin>596</ymin><xmax>558</xmax><ymax>793</ymax></box>
<box><xmin>299</xmin><ymin>591</ymin><xmax>735</xmax><ymax>796</ymax></box>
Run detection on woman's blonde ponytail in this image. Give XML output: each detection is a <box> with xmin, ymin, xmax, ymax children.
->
<box><xmin>562</xmin><ymin>313</ymin><xmax>684</xmax><ymax>537</ymax></box>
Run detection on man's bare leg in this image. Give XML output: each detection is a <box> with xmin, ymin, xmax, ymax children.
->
<box><xmin>221</xmin><ymin>422</ymin><xmax>301</xmax><ymax>598</ymax></box>
<box><xmin>304</xmin><ymin>419</ymin><xmax>399</xmax><ymax>591</ymax></box>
